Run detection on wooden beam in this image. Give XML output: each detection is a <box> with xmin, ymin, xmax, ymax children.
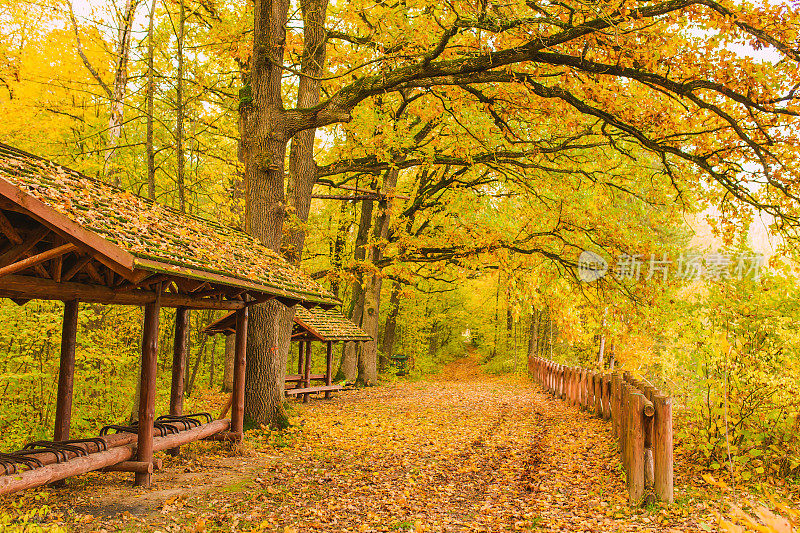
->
<box><xmin>0</xmin><ymin>226</ymin><xmax>50</xmax><ymax>267</ymax></box>
<box><xmin>0</xmin><ymin>243</ymin><xmax>76</xmax><ymax>279</ymax></box>
<box><xmin>135</xmin><ymin>256</ymin><xmax>337</xmax><ymax>308</ymax></box>
<box><xmin>189</xmin><ymin>281</ymin><xmax>211</xmax><ymax>293</ymax></box>
<box><xmin>0</xmin><ymin>275</ymin><xmax>248</xmax><ymax>309</ymax></box>
<box><xmin>0</xmin><ymin>211</ymin><xmax>23</xmax><ymax>244</ymax></box>
<box><xmin>33</xmin><ymin>263</ymin><xmax>50</xmax><ymax>279</ymax></box>
<box><xmin>51</xmin><ymin>254</ymin><xmax>63</xmax><ymax>282</ymax></box>
<box><xmin>84</xmin><ymin>261</ymin><xmax>104</xmax><ymax>284</ymax></box>
<box><xmin>135</xmin><ymin>290</ymin><xmax>161</xmax><ymax>487</ymax></box>
<box><xmin>61</xmin><ymin>255</ymin><xmax>92</xmax><ymax>281</ymax></box>
<box><xmin>53</xmin><ymin>299</ymin><xmax>79</xmax><ymax>441</ymax></box>
<box><xmin>230</xmin><ymin>307</ymin><xmax>248</xmax><ymax>435</ymax></box>
<box><xmin>113</xmin><ymin>273</ymin><xmax>170</xmax><ymax>292</ymax></box>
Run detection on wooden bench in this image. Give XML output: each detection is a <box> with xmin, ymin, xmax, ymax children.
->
<box><xmin>285</xmin><ymin>373</ymin><xmax>325</xmax><ymax>382</ymax></box>
<box><xmin>285</xmin><ymin>384</ymin><xmax>344</xmax><ymax>398</ymax></box>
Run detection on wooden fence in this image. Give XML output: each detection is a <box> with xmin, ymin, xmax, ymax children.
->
<box><xmin>530</xmin><ymin>357</ymin><xmax>674</xmax><ymax>505</ymax></box>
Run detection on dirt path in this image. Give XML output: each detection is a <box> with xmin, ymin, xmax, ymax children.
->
<box><xmin>4</xmin><ymin>359</ymin><xmax>714</xmax><ymax>532</ymax></box>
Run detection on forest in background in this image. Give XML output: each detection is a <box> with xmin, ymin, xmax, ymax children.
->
<box><xmin>0</xmin><ymin>0</ymin><xmax>799</xmax><ymax>498</ymax></box>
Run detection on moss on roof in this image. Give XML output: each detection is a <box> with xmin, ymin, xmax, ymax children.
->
<box><xmin>206</xmin><ymin>306</ymin><xmax>370</xmax><ymax>341</ymax></box>
<box><xmin>0</xmin><ymin>143</ymin><xmax>336</xmax><ymax>304</ymax></box>
<box><xmin>293</xmin><ymin>307</ymin><xmax>372</xmax><ymax>341</ymax></box>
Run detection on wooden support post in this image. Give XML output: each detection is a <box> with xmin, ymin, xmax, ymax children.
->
<box><xmin>628</xmin><ymin>392</ymin><xmax>646</xmax><ymax>504</ymax></box>
<box><xmin>303</xmin><ymin>340</ymin><xmax>312</xmax><ymax>403</ymax></box>
<box><xmin>325</xmin><ymin>341</ymin><xmax>334</xmax><ymax>399</ymax></box>
<box><xmin>231</xmin><ymin>307</ymin><xmax>248</xmax><ymax>437</ymax></box>
<box><xmin>54</xmin><ymin>299</ymin><xmax>79</xmax><ymax>442</ymax></box>
<box><xmin>653</xmin><ymin>394</ymin><xmax>674</xmax><ymax>503</ymax></box>
<box><xmin>297</xmin><ymin>341</ymin><xmax>304</xmax><ymax>375</ymax></box>
<box><xmin>168</xmin><ymin>307</ymin><xmax>189</xmax><ymax>456</ymax></box>
<box><xmin>135</xmin><ymin>294</ymin><xmax>161</xmax><ymax>487</ymax></box>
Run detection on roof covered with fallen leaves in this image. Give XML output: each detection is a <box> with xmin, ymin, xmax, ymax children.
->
<box><xmin>0</xmin><ymin>143</ymin><xmax>337</xmax><ymax>304</ymax></box>
<box><xmin>205</xmin><ymin>306</ymin><xmax>371</xmax><ymax>341</ymax></box>
<box><xmin>293</xmin><ymin>307</ymin><xmax>372</xmax><ymax>341</ymax></box>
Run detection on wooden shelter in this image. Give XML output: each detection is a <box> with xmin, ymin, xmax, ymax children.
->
<box><xmin>0</xmin><ymin>143</ymin><xmax>337</xmax><ymax>495</ymax></box>
<box><xmin>206</xmin><ymin>306</ymin><xmax>371</xmax><ymax>402</ymax></box>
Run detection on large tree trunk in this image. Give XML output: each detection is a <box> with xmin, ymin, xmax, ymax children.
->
<box><xmin>175</xmin><ymin>0</ymin><xmax>186</xmax><ymax>212</ymax></box>
<box><xmin>380</xmin><ymin>282</ymin><xmax>400</xmax><ymax>370</ymax></box>
<box><xmin>145</xmin><ymin>0</ymin><xmax>156</xmax><ymax>200</ymax></box>
<box><xmin>106</xmin><ymin>0</ymin><xmax>138</xmax><ymax>185</ymax></box>
<box><xmin>330</xmin><ymin>200</ymin><xmax>351</xmax><ymax>297</ymax></box>
<box><xmin>240</xmin><ymin>0</ymin><xmax>293</xmax><ymax>429</ymax></box>
<box><xmin>241</xmin><ymin>0</ymin><xmax>328</xmax><ymax>428</ymax></box>
<box><xmin>285</xmin><ymin>0</ymin><xmax>328</xmax><ymax>263</ymax></box>
<box><xmin>357</xmin><ymin>168</ymin><xmax>400</xmax><ymax>386</ymax></box>
<box><xmin>336</xmin><ymin>196</ymin><xmax>374</xmax><ymax>381</ymax></box>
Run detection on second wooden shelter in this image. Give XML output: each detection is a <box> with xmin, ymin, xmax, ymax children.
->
<box><xmin>206</xmin><ymin>306</ymin><xmax>371</xmax><ymax>401</ymax></box>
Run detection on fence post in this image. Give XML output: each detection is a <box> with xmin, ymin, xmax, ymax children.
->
<box><xmin>593</xmin><ymin>372</ymin><xmax>602</xmax><ymax>416</ymax></box>
<box><xmin>653</xmin><ymin>393</ymin><xmax>674</xmax><ymax>503</ymax></box>
<box><xmin>567</xmin><ymin>367</ymin><xmax>573</xmax><ymax>405</ymax></box>
<box><xmin>627</xmin><ymin>392</ymin><xmax>647</xmax><ymax>504</ymax></box>
<box><xmin>642</xmin><ymin>384</ymin><xmax>656</xmax><ymax>486</ymax></box>
<box><xmin>581</xmin><ymin>369</ymin><xmax>588</xmax><ymax>409</ymax></box>
<box><xmin>611</xmin><ymin>372</ymin><xmax>621</xmax><ymax>438</ymax></box>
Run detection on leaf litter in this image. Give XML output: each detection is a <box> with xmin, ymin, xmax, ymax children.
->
<box><xmin>0</xmin><ymin>358</ymin><xmax>765</xmax><ymax>532</ymax></box>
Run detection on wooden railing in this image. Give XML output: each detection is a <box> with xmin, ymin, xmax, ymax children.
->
<box><xmin>530</xmin><ymin>357</ymin><xmax>674</xmax><ymax>505</ymax></box>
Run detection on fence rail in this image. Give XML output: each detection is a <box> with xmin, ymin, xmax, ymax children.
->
<box><xmin>530</xmin><ymin>357</ymin><xmax>674</xmax><ymax>505</ymax></box>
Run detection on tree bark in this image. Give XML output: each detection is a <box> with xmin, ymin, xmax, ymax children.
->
<box><xmin>240</xmin><ymin>0</ymin><xmax>330</xmax><ymax>428</ymax></box>
<box><xmin>598</xmin><ymin>309</ymin><xmax>607</xmax><ymax>367</ymax></box>
<box><xmin>380</xmin><ymin>282</ymin><xmax>401</xmax><ymax>369</ymax></box>
<box><xmin>107</xmin><ymin>0</ymin><xmax>138</xmax><ymax>186</ymax></box>
<box><xmin>358</xmin><ymin>167</ymin><xmax>400</xmax><ymax>385</ymax></box>
<box><xmin>336</xmin><ymin>195</ymin><xmax>373</xmax><ymax>381</ymax></box>
<box><xmin>175</xmin><ymin>0</ymin><xmax>186</xmax><ymax>212</ymax></box>
<box><xmin>330</xmin><ymin>200</ymin><xmax>351</xmax><ymax>297</ymax></box>
<box><xmin>145</xmin><ymin>0</ymin><xmax>157</xmax><ymax>200</ymax></box>
<box><xmin>240</xmin><ymin>0</ymin><xmax>294</xmax><ymax>429</ymax></box>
